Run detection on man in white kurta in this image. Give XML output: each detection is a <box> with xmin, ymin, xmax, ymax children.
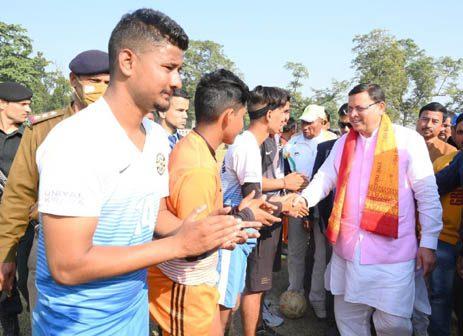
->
<box><xmin>298</xmin><ymin>84</ymin><xmax>442</xmax><ymax>335</ymax></box>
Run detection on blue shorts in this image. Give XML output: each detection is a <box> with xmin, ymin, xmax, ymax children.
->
<box><xmin>217</xmin><ymin>240</ymin><xmax>255</xmax><ymax>309</ymax></box>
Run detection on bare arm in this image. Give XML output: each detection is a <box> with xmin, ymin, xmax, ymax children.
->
<box><xmin>262</xmin><ymin>177</ymin><xmax>284</xmax><ymax>192</ymax></box>
<box><xmin>262</xmin><ymin>173</ymin><xmax>308</xmax><ymax>192</ymax></box>
<box><xmin>43</xmin><ymin>210</ymin><xmax>240</xmax><ymax>286</ymax></box>
<box><xmin>154</xmin><ymin>197</ymin><xmax>182</xmax><ymax>237</ymax></box>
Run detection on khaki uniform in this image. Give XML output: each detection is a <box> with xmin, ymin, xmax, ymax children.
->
<box><xmin>426</xmin><ymin>136</ymin><xmax>456</xmax><ymax>163</ymax></box>
<box><xmin>0</xmin><ymin>105</ymin><xmax>75</xmax><ymax>263</ymax></box>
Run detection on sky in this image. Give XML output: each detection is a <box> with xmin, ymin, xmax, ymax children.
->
<box><xmin>2</xmin><ymin>0</ymin><xmax>463</xmax><ymax>94</ymax></box>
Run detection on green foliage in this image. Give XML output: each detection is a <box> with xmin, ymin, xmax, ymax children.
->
<box><xmin>284</xmin><ymin>62</ymin><xmax>310</xmax><ymax>117</ymax></box>
<box><xmin>311</xmin><ymin>79</ymin><xmax>351</xmax><ymax>125</ymax></box>
<box><xmin>351</xmin><ymin>29</ymin><xmax>463</xmax><ymax>125</ymax></box>
<box><xmin>182</xmin><ymin>40</ymin><xmax>239</xmax><ymax>126</ymax></box>
<box><xmin>0</xmin><ymin>21</ymin><xmax>71</xmax><ymax>114</ymax></box>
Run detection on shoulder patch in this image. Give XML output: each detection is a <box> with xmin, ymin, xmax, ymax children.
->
<box><xmin>29</xmin><ymin>110</ymin><xmax>64</xmax><ymax>126</ymax></box>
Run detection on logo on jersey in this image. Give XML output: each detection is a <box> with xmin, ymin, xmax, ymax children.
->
<box><xmin>156</xmin><ymin>153</ymin><xmax>166</xmax><ymax>175</ymax></box>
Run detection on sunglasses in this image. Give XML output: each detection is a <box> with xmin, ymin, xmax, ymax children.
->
<box><xmin>338</xmin><ymin>121</ymin><xmax>352</xmax><ymax>129</ymax></box>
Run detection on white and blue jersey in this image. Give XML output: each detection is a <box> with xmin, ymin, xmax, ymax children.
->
<box><xmin>218</xmin><ymin>131</ymin><xmax>262</xmax><ymax>308</ymax></box>
<box><xmin>34</xmin><ymin>98</ymin><xmax>169</xmax><ymax>335</ymax></box>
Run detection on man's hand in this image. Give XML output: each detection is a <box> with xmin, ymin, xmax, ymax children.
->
<box><xmin>275</xmin><ymin>194</ymin><xmax>309</xmax><ymax>218</ymax></box>
<box><xmin>283</xmin><ymin>172</ymin><xmax>309</xmax><ymax>192</ymax></box>
<box><xmin>457</xmin><ymin>256</ymin><xmax>463</xmax><ymax>279</ymax></box>
<box><xmin>238</xmin><ymin>191</ymin><xmax>281</xmax><ymax>226</ymax></box>
<box><xmin>222</xmin><ymin>223</ymin><xmax>261</xmax><ymax>249</ymax></box>
<box><xmin>416</xmin><ymin>247</ymin><xmax>436</xmax><ymax>277</ymax></box>
<box><xmin>174</xmin><ymin>206</ymin><xmax>241</xmax><ymax>258</ymax></box>
<box><xmin>0</xmin><ymin>262</ymin><xmax>16</xmax><ymax>291</ymax></box>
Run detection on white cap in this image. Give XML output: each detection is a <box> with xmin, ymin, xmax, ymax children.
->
<box><xmin>299</xmin><ymin>104</ymin><xmax>326</xmax><ymax>123</ymax></box>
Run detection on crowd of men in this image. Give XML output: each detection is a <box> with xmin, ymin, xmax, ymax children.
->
<box><xmin>0</xmin><ymin>7</ymin><xmax>462</xmax><ymax>336</ymax></box>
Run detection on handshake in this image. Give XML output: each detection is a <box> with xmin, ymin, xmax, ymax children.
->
<box><xmin>238</xmin><ymin>190</ymin><xmax>309</xmax><ymax>227</ymax></box>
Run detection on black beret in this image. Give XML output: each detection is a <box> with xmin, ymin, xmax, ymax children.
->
<box><xmin>69</xmin><ymin>50</ymin><xmax>109</xmax><ymax>75</ymax></box>
<box><xmin>0</xmin><ymin>82</ymin><xmax>33</xmax><ymax>102</ymax></box>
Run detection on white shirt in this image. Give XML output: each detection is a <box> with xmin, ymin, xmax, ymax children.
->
<box><xmin>284</xmin><ymin>131</ymin><xmax>332</xmax><ymax>178</ymax></box>
<box><xmin>221</xmin><ymin>130</ymin><xmax>262</xmax><ymax>207</ymax></box>
<box><xmin>35</xmin><ymin>98</ymin><xmax>170</xmax><ymax>333</ymax></box>
<box><xmin>38</xmin><ymin>98</ymin><xmax>169</xmax><ymax>219</ymax></box>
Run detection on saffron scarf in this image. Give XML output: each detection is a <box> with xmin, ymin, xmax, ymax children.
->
<box><xmin>326</xmin><ymin>114</ymin><xmax>399</xmax><ymax>244</ymax></box>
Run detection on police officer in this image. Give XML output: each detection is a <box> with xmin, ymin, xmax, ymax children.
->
<box><xmin>0</xmin><ymin>50</ymin><xmax>109</xmax><ymax>321</ymax></box>
<box><xmin>0</xmin><ymin>81</ymin><xmax>33</xmax><ymax>335</ymax></box>
<box><xmin>0</xmin><ymin>82</ymin><xmax>33</xmax><ymax>180</ymax></box>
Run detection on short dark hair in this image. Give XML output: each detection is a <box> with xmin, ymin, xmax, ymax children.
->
<box><xmin>348</xmin><ymin>83</ymin><xmax>385</xmax><ymax>103</ymax></box>
<box><xmin>194</xmin><ymin>69</ymin><xmax>249</xmax><ymax>124</ymax></box>
<box><xmin>283</xmin><ymin>117</ymin><xmax>296</xmax><ymax>133</ymax></box>
<box><xmin>338</xmin><ymin>103</ymin><xmax>348</xmax><ymax>116</ymax></box>
<box><xmin>324</xmin><ymin>111</ymin><xmax>331</xmax><ymax>122</ymax></box>
<box><xmin>108</xmin><ymin>8</ymin><xmax>189</xmax><ymax>74</ymax></box>
<box><xmin>418</xmin><ymin>102</ymin><xmax>448</xmax><ymax>121</ymax></box>
<box><xmin>455</xmin><ymin>113</ymin><xmax>463</xmax><ymax>127</ymax></box>
<box><xmin>248</xmin><ymin>86</ymin><xmax>291</xmax><ymax>120</ymax></box>
<box><xmin>173</xmin><ymin>88</ymin><xmax>190</xmax><ymax>99</ymax></box>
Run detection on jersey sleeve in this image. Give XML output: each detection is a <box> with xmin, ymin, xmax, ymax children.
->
<box><xmin>170</xmin><ymin>169</ymin><xmax>217</xmax><ymax>221</ymax></box>
<box><xmin>37</xmin><ymin>125</ymin><xmax>103</xmax><ymax>217</ymax></box>
<box><xmin>232</xmin><ymin>142</ymin><xmax>262</xmax><ymax>185</ymax></box>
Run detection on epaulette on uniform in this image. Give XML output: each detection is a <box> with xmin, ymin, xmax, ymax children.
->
<box><xmin>25</xmin><ymin>110</ymin><xmax>65</xmax><ymax>129</ymax></box>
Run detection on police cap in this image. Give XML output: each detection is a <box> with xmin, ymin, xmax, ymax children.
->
<box><xmin>69</xmin><ymin>50</ymin><xmax>109</xmax><ymax>76</ymax></box>
<box><xmin>0</xmin><ymin>82</ymin><xmax>33</xmax><ymax>102</ymax></box>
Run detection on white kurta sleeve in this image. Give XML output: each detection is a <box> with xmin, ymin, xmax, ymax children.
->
<box><xmin>301</xmin><ymin>138</ymin><xmax>341</xmax><ymax>208</ymax></box>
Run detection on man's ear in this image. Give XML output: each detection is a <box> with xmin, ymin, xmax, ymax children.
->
<box><xmin>118</xmin><ymin>48</ymin><xmax>136</xmax><ymax>77</ymax></box>
<box><xmin>220</xmin><ymin>107</ymin><xmax>236</xmax><ymax>130</ymax></box>
<box><xmin>158</xmin><ymin>111</ymin><xmax>167</xmax><ymax>120</ymax></box>
<box><xmin>0</xmin><ymin>99</ymin><xmax>7</xmax><ymax>111</ymax></box>
<box><xmin>266</xmin><ymin>109</ymin><xmax>273</xmax><ymax>122</ymax></box>
<box><xmin>69</xmin><ymin>72</ymin><xmax>78</xmax><ymax>89</ymax></box>
<box><xmin>378</xmin><ymin>101</ymin><xmax>386</xmax><ymax>114</ymax></box>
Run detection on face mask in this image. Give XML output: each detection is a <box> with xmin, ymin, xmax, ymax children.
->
<box><xmin>74</xmin><ymin>79</ymin><xmax>108</xmax><ymax>106</ymax></box>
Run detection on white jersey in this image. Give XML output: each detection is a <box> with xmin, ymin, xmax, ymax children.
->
<box><xmin>221</xmin><ymin>130</ymin><xmax>262</xmax><ymax>207</ymax></box>
<box><xmin>35</xmin><ymin>98</ymin><xmax>170</xmax><ymax>335</ymax></box>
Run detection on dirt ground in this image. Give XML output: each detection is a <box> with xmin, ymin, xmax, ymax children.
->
<box><xmin>10</xmin><ymin>257</ymin><xmax>458</xmax><ymax>336</ymax></box>
<box><xmin>231</xmin><ymin>256</ymin><xmax>329</xmax><ymax>336</ymax></box>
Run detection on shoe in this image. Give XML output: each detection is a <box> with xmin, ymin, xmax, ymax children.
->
<box><xmin>310</xmin><ymin>300</ymin><xmax>327</xmax><ymax>319</ymax></box>
<box><xmin>0</xmin><ymin>314</ymin><xmax>20</xmax><ymax>336</ymax></box>
<box><xmin>262</xmin><ymin>300</ymin><xmax>284</xmax><ymax>327</ymax></box>
<box><xmin>256</xmin><ymin>323</ymin><xmax>284</xmax><ymax>336</ymax></box>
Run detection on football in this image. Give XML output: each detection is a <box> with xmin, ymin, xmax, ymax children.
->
<box><xmin>279</xmin><ymin>290</ymin><xmax>307</xmax><ymax>319</ymax></box>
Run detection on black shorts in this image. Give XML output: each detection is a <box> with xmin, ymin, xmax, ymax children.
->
<box><xmin>245</xmin><ymin>223</ymin><xmax>282</xmax><ymax>292</ymax></box>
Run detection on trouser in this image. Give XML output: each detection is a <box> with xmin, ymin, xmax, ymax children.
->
<box><xmin>454</xmin><ymin>271</ymin><xmax>463</xmax><ymax>336</ymax></box>
<box><xmin>309</xmin><ymin>221</ymin><xmax>326</xmax><ymax>304</ymax></box>
<box><xmin>287</xmin><ymin>216</ymin><xmax>308</xmax><ymax>292</ymax></box>
<box><xmin>288</xmin><ymin>216</ymin><xmax>326</xmax><ymax>304</ymax></box>
<box><xmin>428</xmin><ymin>240</ymin><xmax>457</xmax><ymax>336</ymax></box>
<box><xmin>27</xmin><ymin>228</ymin><xmax>38</xmax><ymax>313</ymax></box>
<box><xmin>16</xmin><ymin>222</ymin><xmax>35</xmax><ymax>308</ymax></box>
<box><xmin>334</xmin><ymin>295</ymin><xmax>412</xmax><ymax>336</ymax></box>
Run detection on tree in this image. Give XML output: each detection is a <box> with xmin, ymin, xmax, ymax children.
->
<box><xmin>434</xmin><ymin>56</ymin><xmax>463</xmax><ymax>113</ymax></box>
<box><xmin>351</xmin><ymin>29</ymin><xmax>463</xmax><ymax>125</ymax></box>
<box><xmin>0</xmin><ymin>21</ymin><xmax>71</xmax><ymax>113</ymax></box>
<box><xmin>311</xmin><ymin>79</ymin><xmax>351</xmax><ymax>125</ymax></box>
<box><xmin>181</xmin><ymin>40</ymin><xmax>239</xmax><ymax>126</ymax></box>
<box><xmin>284</xmin><ymin>62</ymin><xmax>310</xmax><ymax>117</ymax></box>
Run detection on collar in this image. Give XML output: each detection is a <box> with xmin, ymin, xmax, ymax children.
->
<box><xmin>0</xmin><ymin>124</ymin><xmax>24</xmax><ymax>136</ymax></box>
<box><xmin>193</xmin><ymin>128</ymin><xmax>216</xmax><ymax>161</ymax></box>
<box><xmin>359</xmin><ymin>126</ymin><xmax>379</xmax><ymax>142</ymax></box>
<box><xmin>17</xmin><ymin>124</ymin><xmax>25</xmax><ymax>135</ymax></box>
